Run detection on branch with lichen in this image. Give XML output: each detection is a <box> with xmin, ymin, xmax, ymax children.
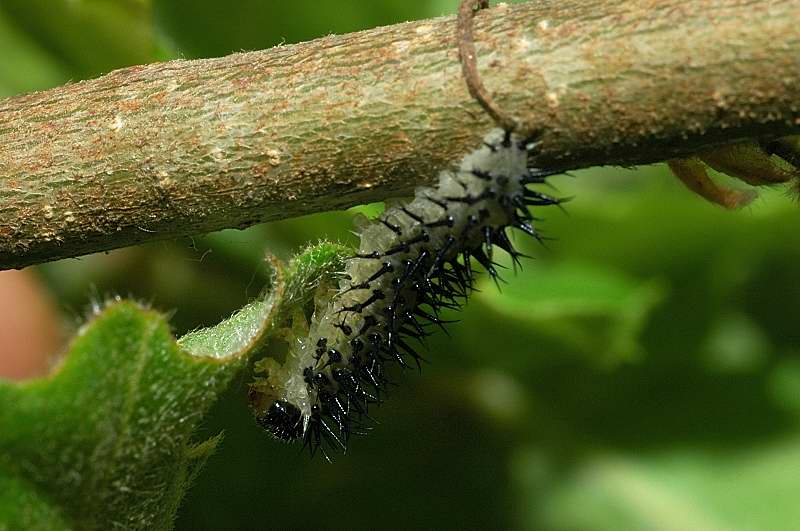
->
<box><xmin>1</xmin><ymin>0</ymin><xmax>799</xmax><ymax>270</ymax></box>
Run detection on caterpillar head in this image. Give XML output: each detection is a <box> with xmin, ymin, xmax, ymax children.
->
<box><xmin>249</xmin><ymin>358</ymin><xmax>305</xmax><ymax>442</ymax></box>
<box><xmin>255</xmin><ymin>398</ymin><xmax>304</xmax><ymax>442</ymax></box>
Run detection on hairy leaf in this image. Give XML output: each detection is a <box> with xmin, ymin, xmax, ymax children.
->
<box><xmin>0</xmin><ymin>243</ymin><xmax>348</xmax><ymax>530</ymax></box>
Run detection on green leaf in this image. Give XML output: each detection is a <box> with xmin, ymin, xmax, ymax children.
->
<box><xmin>0</xmin><ymin>9</ymin><xmax>69</xmax><ymax>97</ymax></box>
<box><xmin>0</xmin><ymin>243</ymin><xmax>349</xmax><ymax>531</ymax></box>
<box><xmin>0</xmin><ymin>0</ymin><xmax>171</xmax><ymax>81</ymax></box>
<box><xmin>516</xmin><ymin>437</ymin><xmax>800</xmax><ymax>531</ymax></box>
<box><xmin>468</xmin><ymin>261</ymin><xmax>665</xmax><ymax>366</ymax></box>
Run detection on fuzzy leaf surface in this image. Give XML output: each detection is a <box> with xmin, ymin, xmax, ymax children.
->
<box><xmin>0</xmin><ymin>243</ymin><xmax>348</xmax><ymax>530</ymax></box>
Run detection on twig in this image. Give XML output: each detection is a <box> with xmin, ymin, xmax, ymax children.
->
<box><xmin>1</xmin><ymin>0</ymin><xmax>799</xmax><ymax>269</ymax></box>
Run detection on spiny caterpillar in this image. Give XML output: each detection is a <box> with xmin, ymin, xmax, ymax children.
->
<box><xmin>249</xmin><ymin>128</ymin><xmax>562</xmax><ymax>457</ymax></box>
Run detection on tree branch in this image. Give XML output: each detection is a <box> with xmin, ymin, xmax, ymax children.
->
<box><xmin>1</xmin><ymin>0</ymin><xmax>798</xmax><ymax>270</ymax></box>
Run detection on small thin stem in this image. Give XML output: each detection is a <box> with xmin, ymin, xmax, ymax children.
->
<box><xmin>458</xmin><ymin>1</ymin><xmax>518</xmax><ymax>132</ymax></box>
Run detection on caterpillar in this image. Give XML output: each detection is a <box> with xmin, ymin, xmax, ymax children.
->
<box><xmin>249</xmin><ymin>128</ymin><xmax>563</xmax><ymax>457</ymax></box>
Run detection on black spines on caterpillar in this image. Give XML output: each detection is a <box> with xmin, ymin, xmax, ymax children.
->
<box><xmin>250</xmin><ymin>129</ymin><xmax>562</xmax><ymax>458</ymax></box>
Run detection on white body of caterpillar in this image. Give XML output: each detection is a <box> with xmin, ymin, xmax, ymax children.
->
<box><xmin>250</xmin><ymin>129</ymin><xmax>560</xmax><ymax>455</ymax></box>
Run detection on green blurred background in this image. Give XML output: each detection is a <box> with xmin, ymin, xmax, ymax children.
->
<box><xmin>2</xmin><ymin>1</ymin><xmax>800</xmax><ymax>529</ymax></box>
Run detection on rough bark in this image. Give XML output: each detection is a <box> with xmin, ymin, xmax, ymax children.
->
<box><xmin>1</xmin><ymin>0</ymin><xmax>798</xmax><ymax>269</ymax></box>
